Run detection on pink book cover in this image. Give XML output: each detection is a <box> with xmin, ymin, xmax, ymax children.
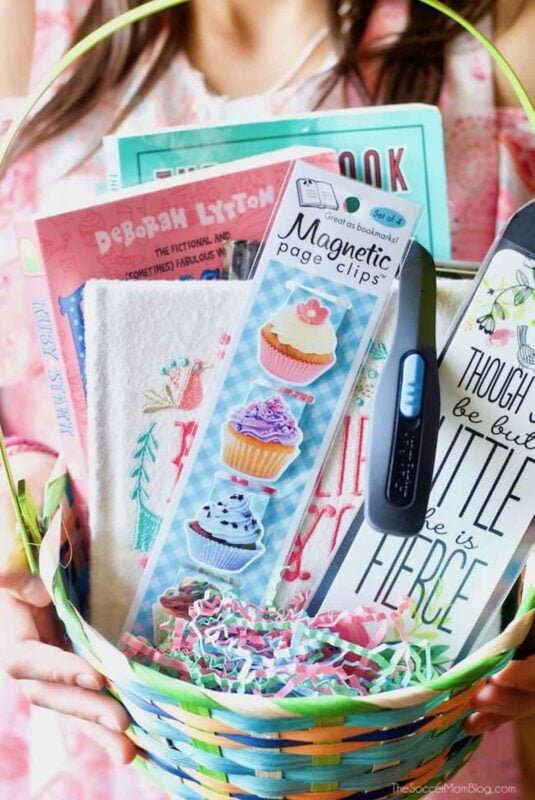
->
<box><xmin>16</xmin><ymin>147</ymin><xmax>338</xmax><ymax>516</ymax></box>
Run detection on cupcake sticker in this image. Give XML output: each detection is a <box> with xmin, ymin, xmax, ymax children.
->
<box><xmin>221</xmin><ymin>394</ymin><xmax>303</xmax><ymax>481</ymax></box>
<box><xmin>259</xmin><ymin>297</ymin><xmax>336</xmax><ymax>385</ymax></box>
<box><xmin>158</xmin><ymin>578</ymin><xmax>219</xmax><ymax>619</ymax></box>
<box><xmin>186</xmin><ymin>491</ymin><xmax>266</xmax><ymax>573</ymax></box>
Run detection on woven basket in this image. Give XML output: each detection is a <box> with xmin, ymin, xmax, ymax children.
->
<box><xmin>46</xmin><ymin>561</ymin><xmax>534</xmax><ymax>800</ymax></box>
<box><xmin>3</xmin><ymin>0</ymin><xmax>533</xmax><ymax>797</ymax></box>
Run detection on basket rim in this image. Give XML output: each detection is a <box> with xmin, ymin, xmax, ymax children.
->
<box><xmin>52</xmin><ymin>568</ymin><xmax>535</xmax><ymax>717</ymax></box>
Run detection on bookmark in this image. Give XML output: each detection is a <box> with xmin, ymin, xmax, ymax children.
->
<box><xmin>125</xmin><ymin>160</ymin><xmax>421</xmax><ymax>641</ymax></box>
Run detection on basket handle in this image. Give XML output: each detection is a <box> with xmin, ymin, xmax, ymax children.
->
<box><xmin>0</xmin><ymin>0</ymin><xmax>534</xmax><ymax>174</ymax></box>
<box><xmin>420</xmin><ymin>0</ymin><xmax>534</xmax><ymax>126</ymax></box>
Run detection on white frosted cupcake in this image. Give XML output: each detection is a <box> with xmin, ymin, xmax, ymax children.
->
<box><xmin>259</xmin><ymin>298</ymin><xmax>336</xmax><ymax>385</ymax></box>
<box><xmin>186</xmin><ymin>492</ymin><xmax>265</xmax><ymax>572</ymax></box>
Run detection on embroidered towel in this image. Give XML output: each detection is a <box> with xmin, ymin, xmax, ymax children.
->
<box><xmin>85</xmin><ymin>280</ymin><xmax>250</xmax><ymax>641</ymax></box>
<box><xmin>86</xmin><ymin>277</ymin><xmax>483</xmax><ymax>643</ymax></box>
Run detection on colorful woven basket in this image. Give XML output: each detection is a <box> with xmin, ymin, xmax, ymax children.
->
<box><xmin>2</xmin><ymin>1</ymin><xmax>534</xmax><ymax>798</ymax></box>
<box><xmin>48</xmin><ymin>560</ymin><xmax>534</xmax><ymax>800</ymax></box>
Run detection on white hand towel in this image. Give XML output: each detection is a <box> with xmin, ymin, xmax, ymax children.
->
<box><xmin>85</xmin><ymin>277</ymin><xmax>474</xmax><ymax>642</ymax></box>
<box><xmin>85</xmin><ymin>280</ymin><xmax>250</xmax><ymax>641</ymax></box>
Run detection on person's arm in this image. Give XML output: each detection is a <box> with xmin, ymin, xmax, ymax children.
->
<box><xmin>0</xmin><ymin>0</ymin><xmax>35</xmax><ymax>98</ymax></box>
<box><xmin>494</xmin><ymin>0</ymin><xmax>535</xmax><ymax>106</ymax></box>
<box><xmin>0</xmin><ymin>447</ymin><xmax>136</xmax><ymax>764</ymax></box>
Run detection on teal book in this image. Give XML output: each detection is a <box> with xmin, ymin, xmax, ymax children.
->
<box><xmin>104</xmin><ymin>104</ymin><xmax>450</xmax><ymax>259</ymax></box>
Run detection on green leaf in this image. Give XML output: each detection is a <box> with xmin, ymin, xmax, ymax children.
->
<box><xmin>494</xmin><ymin>302</ymin><xmax>506</xmax><ymax>320</ymax></box>
<box><xmin>17</xmin><ymin>480</ymin><xmax>43</xmax><ymax>547</ymax></box>
<box><xmin>130</xmin><ymin>467</ymin><xmax>141</xmax><ymax>478</ymax></box>
<box><xmin>431</xmin><ymin>644</ymin><xmax>451</xmax><ymax>656</ymax></box>
<box><xmin>514</xmin><ymin>287</ymin><xmax>531</xmax><ymax>305</ymax></box>
<box><xmin>145</xmin><ymin>390</ymin><xmax>166</xmax><ymax>403</ymax></box>
<box><xmin>133</xmin><ymin>448</ymin><xmax>144</xmax><ymax>459</ymax></box>
<box><xmin>516</xmin><ymin>269</ymin><xmax>529</xmax><ymax>287</ymax></box>
<box><xmin>369</xmin><ymin>341</ymin><xmax>388</xmax><ymax>361</ymax></box>
<box><xmin>136</xmin><ymin>433</ymin><xmax>147</xmax><ymax>444</ymax></box>
<box><xmin>42</xmin><ymin>474</ymin><xmax>68</xmax><ymax>525</ymax></box>
<box><xmin>414</xmin><ymin>630</ymin><xmax>440</xmax><ymax>641</ymax></box>
<box><xmin>131</xmin><ymin>488</ymin><xmax>140</xmax><ymax>500</ymax></box>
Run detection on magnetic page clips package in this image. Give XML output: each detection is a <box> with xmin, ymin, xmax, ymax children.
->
<box><xmin>125</xmin><ymin>161</ymin><xmax>421</xmax><ymax>641</ymax></box>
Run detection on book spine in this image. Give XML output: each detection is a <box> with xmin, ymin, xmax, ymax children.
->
<box><xmin>102</xmin><ymin>135</ymin><xmax>121</xmax><ymax>192</ymax></box>
<box><xmin>15</xmin><ymin>221</ymin><xmax>88</xmax><ymax>521</ymax></box>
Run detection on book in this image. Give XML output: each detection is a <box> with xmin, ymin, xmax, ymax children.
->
<box><xmin>16</xmin><ymin>147</ymin><xmax>339</xmax><ymax>514</ymax></box>
<box><xmin>123</xmin><ymin>160</ymin><xmax>421</xmax><ymax>641</ymax></box>
<box><xmin>296</xmin><ymin>178</ymin><xmax>339</xmax><ymax>210</ymax></box>
<box><xmin>103</xmin><ymin>104</ymin><xmax>450</xmax><ymax>260</ymax></box>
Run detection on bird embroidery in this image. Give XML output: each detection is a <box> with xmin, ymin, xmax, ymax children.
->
<box><xmin>143</xmin><ymin>357</ymin><xmax>212</xmax><ymax>413</ymax></box>
<box><xmin>517</xmin><ymin>325</ymin><xmax>535</xmax><ymax>372</ymax></box>
<box><xmin>177</xmin><ymin>358</ymin><xmax>209</xmax><ymax>411</ymax></box>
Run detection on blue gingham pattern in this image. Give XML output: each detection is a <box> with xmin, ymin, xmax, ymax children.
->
<box><xmin>133</xmin><ymin>262</ymin><xmax>376</xmax><ymax>637</ymax></box>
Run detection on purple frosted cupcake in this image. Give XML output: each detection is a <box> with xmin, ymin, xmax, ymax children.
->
<box><xmin>221</xmin><ymin>395</ymin><xmax>302</xmax><ymax>481</ymax></box>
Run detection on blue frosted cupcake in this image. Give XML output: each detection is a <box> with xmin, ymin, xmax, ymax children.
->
<box><xmin>186</xmin><ymin>492</ymin><xmax>264</xmax><ymax>572</ymax></box>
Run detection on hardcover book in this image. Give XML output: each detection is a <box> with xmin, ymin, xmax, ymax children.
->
<box><xmin>16</xmin><ymin>147</ymin><xmax>339</xmax><ymax>512</ymax></box>
<box><xmin>104</xmin><ymin>104</ymin><xmax>450</xmax><ymax>259</ymax></box>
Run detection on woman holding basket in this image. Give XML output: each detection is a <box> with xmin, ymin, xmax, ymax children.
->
<box><xmin>0</xmin><ymin>1</ymin><xmax>534</xmax><ymax>797</ymax></box>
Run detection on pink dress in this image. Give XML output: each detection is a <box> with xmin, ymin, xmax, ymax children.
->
<box><xmin>0</xmin><ymin>0</ymin><xmax>532</xmax><ymax>797</ymax></box>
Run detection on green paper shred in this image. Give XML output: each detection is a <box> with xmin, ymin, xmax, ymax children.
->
<box><xmin>42</xmin><ymin>474</ymin><xmax>68</xmax><ymax>527</ymax></box>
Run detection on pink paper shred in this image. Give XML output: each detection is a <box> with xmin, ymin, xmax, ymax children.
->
<box><xmin>121</xmin><ymin>594</ymin><xmax>450</xmax><ymax>697</ymax></box>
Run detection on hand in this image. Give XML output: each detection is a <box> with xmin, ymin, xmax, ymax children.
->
<box><xmin>465</xmin><ymin>656</ymin><xmax>535</xmax><ymax>735</ymax></box>
<box><xmin>0</xmin><ymin>449</ymin><xmax>136</xmax><ymax>764</ymax></box>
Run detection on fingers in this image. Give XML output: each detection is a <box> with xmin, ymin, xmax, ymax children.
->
<box><xmin>465</xmin><ymin>663</ymin><xmax>535</xmax><ymax>735</ymax></box>
<box><xmin>65</xmin><ymin>718</ymin><xmax>138</xmax><ymax>765</ymax></box>
<box><xmin>470</xmin><ymin>680</ymin><xmax>535</xmax><ymax>720</ymax></box>
<box><xmin>0</xmin><ymin>587</ymin><xmax>40</xmax><ymax>644</ymax></box>
<box><xmin>2</xmin><ymin>640</ymin><xmax>104</xmax><ymax>689</ymax></box>
<box><xmin>0</xmin><ymin>609</ymin><xmax>108</xmax><ymax>705</ymax></box>
<box><xmin>5</xmin><ymin>640</ymin><xmax>131</xmax><ymax>732</ymax></box>
<box><xmin>465</xmin><ymin>711</ymin><xmax>509</xmax><ymax>735</ymax></box>
<box><xmin>0</xmin><ymin>583</ymin><xmax>65</xmax><ymax>653</ymax></box>
<box><xmin>19</xmin><ymin>680</ymin><xmax>131</xmax><ymax>732</ymax></box>
<box><xmin>0</xmin><ymin>589</ymin><xmax>65</xmax><ymax>650</ymax></box>
<box><xmin>490</xmin><ymin>656</ymin><xmax>535</xmax><ymax>692</ymax></box>
<box><xmin>0</xmin><ymin>573</ymin><xmax>51</xmax><ymax>607</ymax></box>
<box><xmin>33</xmin><ymin>603</ymin><xmax>68</xmax><ymax>648</ymax></box>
